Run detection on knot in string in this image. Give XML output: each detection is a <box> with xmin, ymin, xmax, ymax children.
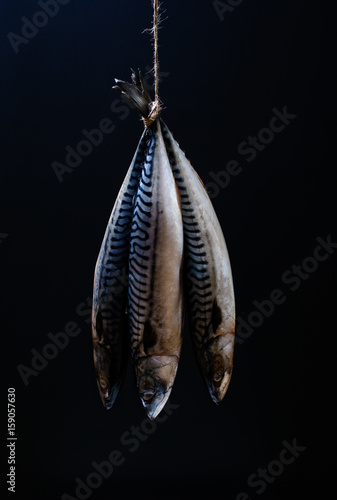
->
<box><xmin>143</xmin><ymin>100</ymin><xmax>162</xmax><ymax>128</ymax></box>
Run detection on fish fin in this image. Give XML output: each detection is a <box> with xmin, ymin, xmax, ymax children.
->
<box><xmin>114</xmin><ymin>70</ymin><xmax>152</xmax><ymax>118</ymax></box>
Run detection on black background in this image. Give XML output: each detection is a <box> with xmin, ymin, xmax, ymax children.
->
<box><xmin>1</xmin><ymin>1</ymin><xmax>336</xmax><ymax>499</ymax></box>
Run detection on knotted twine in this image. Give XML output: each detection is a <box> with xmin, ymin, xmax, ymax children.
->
<box><xmin>113</xmin><ymin>0</ymin><xmax>162</xmax><ymax>129</ymax></box>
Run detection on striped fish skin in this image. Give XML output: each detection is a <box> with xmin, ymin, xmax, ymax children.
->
<box><xmin>128</xmin><ymin>121</ymin><xmax>184</xmax><ymax>420</ymax></box>
<box><xmin>161</xmin><ymin>121</ymin><xmax>235</xmax><ymax>405</ymax></box>
<box><xmin>92</xmin><ymin>130</ymin><xmax>150</xmax><ymax>409</ymax></box>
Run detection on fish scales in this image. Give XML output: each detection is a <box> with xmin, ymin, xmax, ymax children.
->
<box><xmin>161</xmin><ymin>120</ymin><xmax>235</xmax><ymax>404</ymax></box>
<box><xmin>128</xmin><ymin>121</ymin><xmax>184</xmax><ymax>419</ymax></box>
<box><xmin>92</xmin><ymin>130</ymin><xmax>150</xmax><ymax>409</ymax></box>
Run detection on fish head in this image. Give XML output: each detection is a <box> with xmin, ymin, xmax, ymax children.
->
<box><xmin>93</xmin><ymin>341</ymin><xmax>118</xmax><ymax>410</ymax></box>
<box><xmin>136</xmin><ymin>355</ymin><xmax>179</xmax><ymax>419</ymax></box>
<box><xmin>203</xmin><ymin>333</ymin><xmax>234</xmax><ymax>404</ymax></box>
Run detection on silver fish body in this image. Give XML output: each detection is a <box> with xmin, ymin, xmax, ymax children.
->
<box><xmin>92</xmin><ymin>130</ymin><xmax>149</xmax><ymax>409</ymax></box>
<box><xmin>161</xmin><ymin>121</ymin><xmax>236</xmax><ymax>404</ymax></box>
<box><xmin>128</xmin><ymin>121</ymin><xmax>184</xmax><ymax>419</ymax></box>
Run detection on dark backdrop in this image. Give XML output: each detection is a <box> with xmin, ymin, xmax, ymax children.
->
<box><xmin>1</xmin><ymin>1</ymin><xmax>336</xmax><ymax>499</ymax></box>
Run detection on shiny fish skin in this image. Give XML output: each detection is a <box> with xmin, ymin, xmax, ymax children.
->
<box><xmin>128</xmin><ymin>121</ymin><xmax>184</xmax><ymax>419</ymax></box>
<box><xmin>92</xmin><ymin>130</ymin><xmax>149</xmax><ymax>409</ymax></box>
<box><xmin>161</xmin><ymin>121</ymin><xmax>235</xmax><ymax>404</ymax></box>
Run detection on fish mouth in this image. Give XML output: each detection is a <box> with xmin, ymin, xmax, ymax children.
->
<box><xmin>100</xmin><ymin>393</ymin><xmax>114</xmax><ymax>410</ymax></box>
<box><xmin>208</xmin><ymin>365</ymin><xmax>232</xmax><ymax>405</ymax></box>
<box><xmin>136</xmin><ymin>355</ymin><xmax>179</xmax><ymax>419</ymax></box>
<box><xmin>204</xmin><ymin>334</ymin><xmax>234</xmax><ymax>404</ymax></box>
<box><xmin>97</xmin><ymin>377</ymin><xmax>115</xmax><ymax>410</ymax></box>
<box><xmin>139</xmin><ymin>379</ymin><xmax>169</xmax><ymax>419</ymax></box>
<box><xmin>93</xmin><ymin>340</ymin><xmax>126</xmax><ymax>410</ymax></box>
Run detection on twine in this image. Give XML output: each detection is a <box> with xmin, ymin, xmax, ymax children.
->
<box><xmin>143</xmin><ymin>0</ymin><xmax>162</xmax><ymax>128</ymax></box>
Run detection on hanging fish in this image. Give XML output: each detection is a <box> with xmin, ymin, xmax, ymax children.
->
<box><xmin>161</xmin><ymin>121</ymin><xmax>236</xmax><ymax>404</ymax></box>
<box><xmin>92</xmin><ymin>0</ymin><xmax>236</xmax><ymax>416</ymax></box>
<box><xmin>128</xmin><ymin>121</ymin><xmax>184</xmax><ymax>419</ymax></box>
<box><xmin>92</xmin><ymin>130</ymin><xmax>150</xmax><ymax>409</ymax></box>
<box><xmin>114</xmin><ymin>69</ymin><xmax>235</xmax><ymax>405</ymax></box>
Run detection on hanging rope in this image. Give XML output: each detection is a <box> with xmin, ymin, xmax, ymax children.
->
<box><xmin>153</xmin><ymin>0</ymin><xmax>160</xmax><ymax>104</ymax></box>
<box><xmin>113</xmin><ymin>0</ymin><xmax>163</xmax><ymax>128</ymax></box>
<box><xmin>143</xmin><ymin>0</ymin><xmax>162</xmax><ymax>128</ymax></box>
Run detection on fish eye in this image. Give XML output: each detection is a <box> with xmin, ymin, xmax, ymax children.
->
<box><xmin>213</xmin><ymin>371</ymin><xmax>224</xmax><ymax>385</ymax></box>
<box><xmin>99</xmin><ymin>378</ymin><xmax>107</xmax><ymax>390</ymax></box>
<box><xmin>141</xmin><ymin>389</ymin><xmax>155</xmax><ymax>402</ymax></box>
